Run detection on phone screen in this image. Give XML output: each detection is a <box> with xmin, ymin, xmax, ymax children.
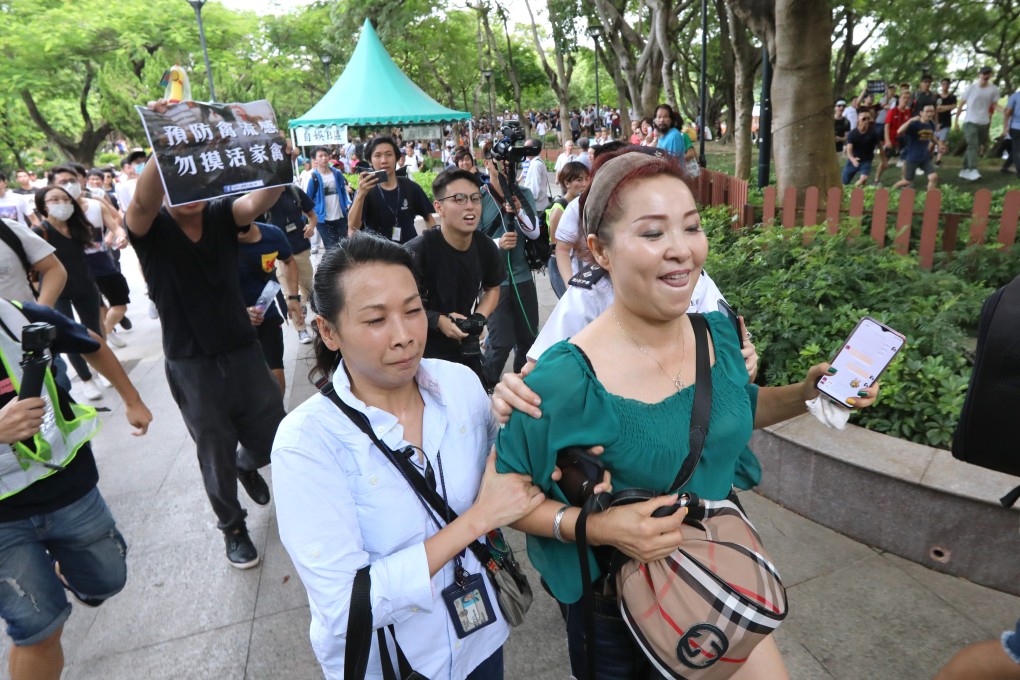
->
<box><xmin>816</xmin><ymin>317</ymin><xmax>905</xmax><ymax>408</ymax></box>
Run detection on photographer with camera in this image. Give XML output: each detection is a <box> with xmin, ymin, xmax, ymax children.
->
<box><xmin>478</xmin><ymin>126</ymin><xmax>542</xmax><ymax>388</ymax></box>
<box><xmin>405</xmin><ymin>170</ymin><xmax>504</xmax><ymax>380</ymax></box>
<box><xmin>0</xmin><ymin>298</ymin><xmax>152</xmax><ymax>680</ymax></box>
<box><xmin>348</xmin><ymin>136</ymin><xmax>436</xmax><ymax>245</ymax></box>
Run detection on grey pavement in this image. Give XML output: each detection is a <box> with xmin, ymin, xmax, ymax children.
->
<box><xmin>3</xmin><ymin>246</ymin><xmax>1017</xmax><ymax>680</ymax></box>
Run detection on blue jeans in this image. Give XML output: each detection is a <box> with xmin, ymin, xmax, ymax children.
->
<box><xmin>561</xmin><ymin>590</ymin><xmax>657</xmax><ymax>680</ymax></box>
<box><xmin>0</xmin><ymin>487</ymin><xmax>127</xmax><ymax>646</ymax></box>
<box><xmin>317</xmin><ymin>218</ymin><xmax>346</xmax><ymax>251</ymax></box>
<box><xmin>466</xmin><ymin>646</ymin><xmax>504</xmax><ymax>680</ymax></box>
<box><xmin>842</xmin><ymin>159</ymin><xmax>873</xmax><ymax>185</ymax></box>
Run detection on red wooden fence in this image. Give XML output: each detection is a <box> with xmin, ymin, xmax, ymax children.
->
<box><xmin>694</xmin><ymin>169</ymin><xmax>1020</xmax><ymax>269</ymax></box>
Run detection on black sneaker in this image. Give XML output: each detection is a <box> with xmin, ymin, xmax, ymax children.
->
<box><xmin>224</xmin><ymin>526</ymin><xmax>260</xmax><ymax>569</ymax></box>
<box><xmin>119</xmin><ymin>316</ymin><xmax>133</xmax><ymax>331</ymax></box>
<box><xmin>238</xmin><ymin>468</ymin><xmax>270</xmax><ymax>506</ymax></box>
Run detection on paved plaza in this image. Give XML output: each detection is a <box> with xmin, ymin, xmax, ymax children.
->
<box><xmin>2</xmin><ymin>247</ymin><xmax>1017</xmax><ymax>680</ymax></box>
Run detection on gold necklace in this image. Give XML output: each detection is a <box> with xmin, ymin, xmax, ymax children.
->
<box><xmin>612</xmin><ymin>308</ymin><xmax>686</xmax><ymax>391</ymax></box>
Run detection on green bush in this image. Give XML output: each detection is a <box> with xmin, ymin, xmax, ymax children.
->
<box><xmin>96</xmin><ymin>152</ymin><xmax>121</xmax><ymax>167</ymax></box>
<box><xmin>701</xmin><ymin>206</ymin><xmax>992</xmax><ymax>449</ymax></box>
<box><xmin>344</xmin><ymin>171</ymin><xmax>439</xmax><ymax>202</ymax></box>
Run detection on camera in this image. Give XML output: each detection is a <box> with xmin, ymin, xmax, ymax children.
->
<box><xmin>20</xmin><ymin>322</ymin><xmax>56</xmax><ymax>400</ymax></box>
<box><xmin>453</xmin><ymin>313</ymin><xmax>487</xmax><ymax>359</ymax></box>
<box><xmin>490</xmin><ymin>121</ymin><xmax>540</xmax><ymax>164</ymax></box>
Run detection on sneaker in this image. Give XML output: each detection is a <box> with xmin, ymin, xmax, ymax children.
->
<box><xmin>224</xmin><ymin>526</ymin><xmax>260</xmax><ymax>569</ymax></box>
<box><xmin>106</xmin><ymin>330</ymin><xmax>126</xmax><ymax>348</ymax></box>
<box><xmin>298</xmin><ymin>329</ymin><xmax>312</xmax><ymax>345</ymax></box>
<box><xmin>895</xmin><ymin>160</ymin><xmax>903</xmax><ymax>168</ymax></box>
<box><xmin>97</xmin><ymin>374</ymin><xmax>112</xmax><ymax>388</ymax></box>
<box><xmin>119</xmin><ymin>316</ymin><xmax>133</xmax><ymax>331</ymax></box>
<box><xmin>238</xmin><ymin>468</ymin><xmax>270</xmax><ymax>506</ymax></box>
<box><xmin>915</xmin><ymin>168</ymin><xmax>924</xmax><ymax>176</ymax></box>
<box><xmin>81</xmin><ymin>379</ymin><xmax>102</xmax><ymax>401</ymax></box>
<box><xmin>959</xmin><ymin>169</ymin><xmax>971</xmax><ymax>179</ymax></box>
<box><xmin>148</xmin><ymin>300</ymin><xmax>159</xmax><ymax>319</ymax></box>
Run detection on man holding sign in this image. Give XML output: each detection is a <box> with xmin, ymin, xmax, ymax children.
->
<box><xmin>126</xmin><ymin>98</ymin><xmax>290</xmax><ymax>570</ymax></box>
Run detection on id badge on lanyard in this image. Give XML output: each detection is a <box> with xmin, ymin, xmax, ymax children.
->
<box><xmin>442</xmin><ymin>565</ymin><xmax>496</xmax><ymax>639</ymax></box>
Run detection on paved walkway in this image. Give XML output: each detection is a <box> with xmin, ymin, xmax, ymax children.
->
<box><xmin>2</xmin><ymin>247</ymin><xmax>1017</xmax><ymax>680</ymax></box>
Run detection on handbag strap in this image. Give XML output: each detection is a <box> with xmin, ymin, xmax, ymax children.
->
<box><xmin>318</xmin><ymin>382</ymin><xmax>498</xmax><ymax>572</ymax></box>
<box><xmin>345</xmin><ymin>566</ymin><xmax>374</xmax><ymax>680</ymax></box>
<box><xmin>668</xmin><ymin>313</ymin><xmax>713</xmax><ymax>492</ymax></box>
<box><xmin>573</xmin><ymin>313</ymin><xmax>713</xmax><ymax>680</ymax></box>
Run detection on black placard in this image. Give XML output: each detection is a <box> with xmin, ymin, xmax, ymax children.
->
<box><xmin>135</xmin><ymin>100</ymin><xmax>293</xmax><ymax>206</ymax></box>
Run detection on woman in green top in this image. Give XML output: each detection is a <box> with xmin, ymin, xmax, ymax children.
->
<box><xmin>495</xmin><ymin>152</ymin><xmax>879</xmax><ymax>679</ymax></box>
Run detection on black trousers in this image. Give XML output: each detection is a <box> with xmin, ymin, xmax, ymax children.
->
<box><xmin>164</xmin><ymin>342</ymin><xmax>286</xmax><ymax>532</ymax></box>
<box><xmin>481</xmin><ymin>280</ymin><xmax>538</xmax><ymax>387</ymax></box>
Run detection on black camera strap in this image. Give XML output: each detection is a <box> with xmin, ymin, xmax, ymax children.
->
<box><xmin>318</xmin><ymin>383</ymin><xmax>500</xmax><ymax>571</ymax></box>
<box><xmin>574</xmin><ymin>313</ymin><xmax>712</xmax><ymax>680</ymax></box>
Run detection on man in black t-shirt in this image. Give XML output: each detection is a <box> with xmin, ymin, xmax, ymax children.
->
<box><xmin>0</xmin><ymin>300</ymin><xmax>151</xmax><ymax>680</ymax></box>
<box><xmin>261</xmin><ymin>186</ymin><xmax>317</xmax><ymax>344</ymax></box>
<box><xmin>842</xmin><ymin>110</ymin><xmax>882</xmax><ymax>186</ymax></box>
<box><xmin>405</xmin><ymin>170</ymin><xmax>503</xmax><ymax>381</ymax></box>
<box><xmin>935</xmin><ymin>78</ymin><xmax>957</xmax><ymax>164</ymax></box>
<box><xmin>348</xmin><ymin>136</ymin><xmax>436</xmax><ymax>245</ymax></box>
<box><xmin>125</xmin><ymin>100</ymin><xmax>289</xmax><ymax>570</ymax></box>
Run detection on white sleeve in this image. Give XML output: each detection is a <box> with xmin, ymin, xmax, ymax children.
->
<box><xmin>272</xmin><ymin>420</ymin><xmax>435</xmax><ymax>658</ymax></box>
<box><xmin>527</xmin><ymin>281</ymin><xmax>607</xmax><ymax>362</ymax></box>
<box><xmin>553</xmin><ymin>201</ymin><xmax>580</xmax><ymax>246</ymax></box>
<box><xmin>9</xmin><ymin>221</ymin><xmax>55</xmax><ymax>265</ymax></box>
<box><xmin>691</xmin><ymin>270</ymin><xmax>727</xmax><ymax>313</ymax></box>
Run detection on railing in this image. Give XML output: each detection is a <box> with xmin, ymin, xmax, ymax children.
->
<box><xmin>695</xmin><ymin>169</ymin><xmax>1020</xmax><ymax>269</ymax></box>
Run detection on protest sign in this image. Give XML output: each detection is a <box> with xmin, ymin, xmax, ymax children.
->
<box><xmin>135</xmin><ymin>100</ymin><xmax>293</xmax><ymax>206</ymax></box>
<box><xmin>293</xmin><ymin>125</ymin><xmax>347</xmax><ymax>147</ymax></box>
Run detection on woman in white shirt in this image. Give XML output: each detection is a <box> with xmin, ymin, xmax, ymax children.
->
<box><xmin>272</xmin><ymin>231</ymin><xmax>545</xmax><ymax>680</ymax></box>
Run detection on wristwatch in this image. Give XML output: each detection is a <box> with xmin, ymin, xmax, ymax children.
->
<box><xmin>287</xmin><ymin>295</ymin><xmax>301</xmax><ymax>301</ymax></box>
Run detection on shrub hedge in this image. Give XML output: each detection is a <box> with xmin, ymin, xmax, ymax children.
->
<box><xmin>701</xmin><ymin>206</ymin><xmax>999</xmax><ymax>449</ymax></box>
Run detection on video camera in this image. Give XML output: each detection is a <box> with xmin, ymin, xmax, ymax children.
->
<box><xmin>490</xmin><ymin>121</ymin><xmax>540</xmax><ymax>165</ymax></box>
<box><xmin>19</xmin><ymin>322</ymin><xmax>56</xmax><ymax>400</ymax></box>
<box><xmin>453</xmin><ymin>313</ymin><xmax>487</xmax><ymax>359</ymax></box>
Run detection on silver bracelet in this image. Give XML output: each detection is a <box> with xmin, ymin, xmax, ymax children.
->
<box><xmin>552</xmin><ymin>504</ymin><xmax>571</xmax><ymax>544</ymax></box>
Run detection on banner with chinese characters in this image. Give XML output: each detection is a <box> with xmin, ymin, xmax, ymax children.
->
<box><xmin>293</xmin><ymin>125</ymin><xmax>348</xmax><ymax>147</ymax></box>
<box><xmin>135</xmin><ymin>100</ymin><xmax>293</xmax><ymax>206</ymax></box>
<box><xmin>403</xmin><ymin>125</ymin><xmax>443</xmax><ymax>140</ymax></box>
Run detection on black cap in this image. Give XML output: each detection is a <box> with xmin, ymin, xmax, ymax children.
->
<box><xmin>921</xmin><ymin>74</ymin><xmax>933</xmax><ymax>82</ymax></box>
<box><xmin>979</xmin><ymin>66</ymin><xmax>993</xmax><ymax>75</ymax></box>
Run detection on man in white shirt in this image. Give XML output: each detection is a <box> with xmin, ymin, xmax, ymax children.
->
<box><xmin>956</xmin><ymin>66</ymin><xmax>1002</xmax><ymax>180</ymax></box>
<box><xmin>114</xmin><ymin>151</ymin><xmax>146</xmax><ymax>213</ymax></box>
<box><xmin>0</xmin><ymin>172</ymin><xmax>34</xmax><ymax>226</ymax></box>
<box><xmin>553</xmin><ymin>140</ymin><xmax>576</xmax><ymax>179</ymax></box>
<box><xmin>520</xmin><ymin>139</ymin><xmax>550</xmax><ymax>219</ymax></box>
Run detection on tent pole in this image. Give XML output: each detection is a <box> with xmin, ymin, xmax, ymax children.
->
<box><xmin>291</xmin><ymin>127</ymin><xmax>300</xmax><ymax>176</ymax></box>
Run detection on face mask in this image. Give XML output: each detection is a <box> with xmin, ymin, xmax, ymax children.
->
<box><xmin>48</xmin><ymin>203</ymin><xmax>74</xmax><ymax>221</ymax></box>
<box><xmin>134</xmin><ymin>163</ymin><xmax>145</xmax><ymax>175</ymax></box>
<box><xmin>60</xmin><ymin>181</ymin><xmax>82</xmax><ymax>199</ymax></box>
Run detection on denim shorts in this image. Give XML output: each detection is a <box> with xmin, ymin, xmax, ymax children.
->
<box><xmin>1003</xmin><ymin>618</ymin><xmax>1020</xmax><ymax>665</ymax></box>
<box><xmin>0</xmin><ymin>487</ymin><xmax>127</xmax><ymax>646</ymax></box>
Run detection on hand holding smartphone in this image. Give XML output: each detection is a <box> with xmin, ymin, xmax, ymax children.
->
<box><xmin>816</xmin><ymin>316</ymin><xmax>905</xmax><ymax>408</ymax></box>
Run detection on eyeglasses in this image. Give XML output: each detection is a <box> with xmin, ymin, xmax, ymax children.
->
<box><xmin>437</xmin><ymin>192</ymin><xmax>483</xmax><ymax>205</ymax></box>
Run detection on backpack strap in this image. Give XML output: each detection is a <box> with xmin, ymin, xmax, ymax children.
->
<box><xmin>0</xmin><ymin>218</ymin><xmax>38</xmax><ymax>299</ymax></box>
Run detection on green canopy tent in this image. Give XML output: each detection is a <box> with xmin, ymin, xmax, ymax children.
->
<box><xmin>289</xmin><ymin>19</ymin><xmax>471</xmax><ymax>150</ymax></box>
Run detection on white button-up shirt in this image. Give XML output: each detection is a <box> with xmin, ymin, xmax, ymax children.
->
<box><xmin>272</xmin><ymin>359</ymin><xmax>507</xmax><ymax>679</ymax></box>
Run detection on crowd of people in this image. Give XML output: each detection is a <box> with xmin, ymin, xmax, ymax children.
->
<box><xmin>835</xmin><ymin>66</ymin><xmax>1020</xmax><ymax>189</ymax></box>
<box><xmin>0</xmin><ymin>88</ymin><xmax>1017</xmax><ymax>680</ymax></box>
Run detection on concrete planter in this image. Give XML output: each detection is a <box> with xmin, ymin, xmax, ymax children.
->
<box><xmin>752</xmin><ymin>414</ymin><xmax>1020</xmax><ymax>596</ymax></box>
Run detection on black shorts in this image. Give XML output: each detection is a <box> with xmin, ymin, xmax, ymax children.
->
<box><xmin>94</xmin><ymin>272</ymin><xmax>130</xmax><ymax>306</ymax></box>
<box><xmin>255</xmin><ymin>321</ymin><xmax>284</xmax><ymax>370</ymax></box>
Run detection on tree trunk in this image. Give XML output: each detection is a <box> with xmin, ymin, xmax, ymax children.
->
<box><xmin>523</xmin><ymin>0</ymin><xmax>575</xmax><ymax>143</ymax></box>
<box><xmin>772</xmin><ymin>0</ymin><xmax>839</xmax><ymax>196</ymax></box>
<box><xmin>724</xmin><ymin>2</ymin><xmax>759</xmax><ymax>178</ymax></box>
<box><xmin>598</xmin><ymin>43</ymin><xmax>632</xmax><ymax>131</ymax></box>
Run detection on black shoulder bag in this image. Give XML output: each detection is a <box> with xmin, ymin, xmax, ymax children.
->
<box><xmin>320</xmin><ymin>383</ymin><xmax>533</xmax><ymax>679</ymax></box>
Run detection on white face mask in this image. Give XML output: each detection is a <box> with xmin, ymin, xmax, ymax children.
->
<box><xmin>60</xmin><ymin>181</ymin><xmax>82</xmax><ymax>199</ymax></box>
<box><xmin>48</xmin><ymin>203</ymin><xmax>74</xmax><ymax>221</ymax></box>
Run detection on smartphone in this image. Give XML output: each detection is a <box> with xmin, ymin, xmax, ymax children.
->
<box><xmin>816</xmin><ymin>316</ymin><xmax>906</xmax><ymax>408</ymax></box>
<box><xmin>368</xmin><ymin>169</ymin><xmax>387</xmax><ymax>183</ymax></box>
<box><xmin>716</xmin><ymin>300</ymin><xmax>743</xmax><ymax>348</ymax></box>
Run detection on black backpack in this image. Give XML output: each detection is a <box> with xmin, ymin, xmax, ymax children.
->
<box><xmin>952</xmin><ymin>274</ymin><xmax>1020</xmax><ymax>507</ymax></box>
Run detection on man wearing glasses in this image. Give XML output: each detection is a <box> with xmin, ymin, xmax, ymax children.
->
<box><xmin>843</xmin><ymin>111</ymin><xmax>882</xmax><ymax>186</ymax></box>
<box><xmin>405</xmin><ymin>170</ymin><xmax>504</xmax><ymax>380</ymax></box>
